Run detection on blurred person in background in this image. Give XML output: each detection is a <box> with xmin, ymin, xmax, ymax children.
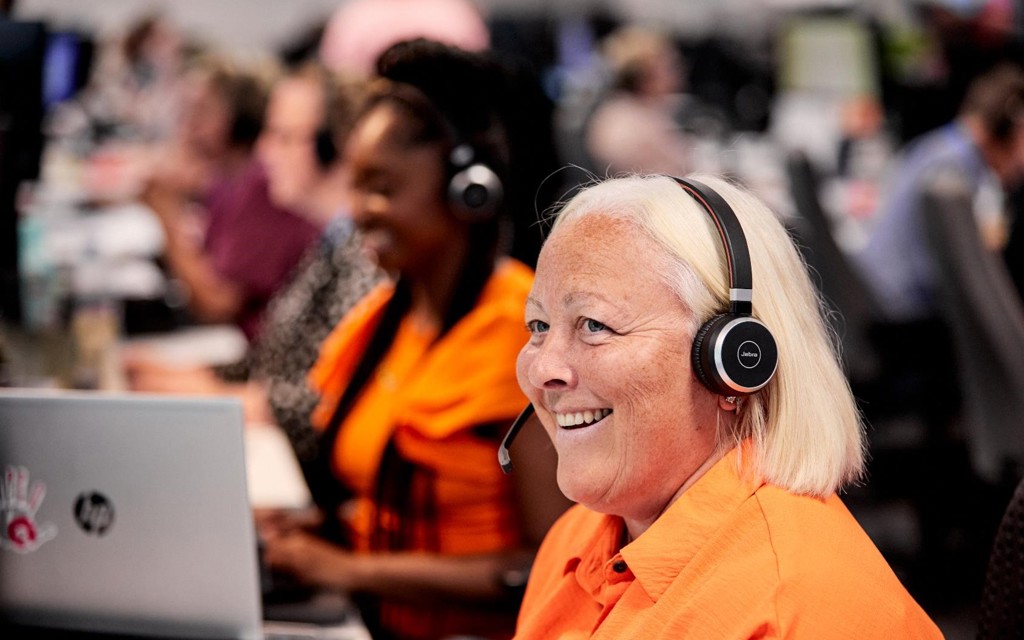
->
<box><xmin>856</xmin><ymin>62</ymin><xmax>1024</xmax><ymax>324</ymax></box>
<box><xmin>142</xmin><ymin>56</ymin><xmax>321</xmax><ymax>341</ymax></box>
<box><xmin>86</xmin><ymin>12</ymin><xmax>187</xmax><ymax>142</ymax></box>
<box><xmin>509</xmin><ymin>174</ymin><xmax>941</xmax><ymax>639</ymax></box>
<box><xmin>584</xmin><ymin>26</ymin><xmax>693</xmax><ymax>177</ymax></box>
<box><xmin>127</xmin><ymin>62</ymin><xmax>385</xmax><ymax>465</ymax></box>
<box><xmin>261</xmin><ymin>39</ymin><xmax>569</xmax><ymax>640</ymax></box>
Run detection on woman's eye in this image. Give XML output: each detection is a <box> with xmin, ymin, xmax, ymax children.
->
<box><xmin>367</xmin><ymin>182</ymin><xmax>393</xmax><ymax>198</ymax></box>
<box><xmin>527</xmin><ymin>319</ymin><xmax>549</xmax><ymax>334</ymax></box>
<box><xmin>583</xmin><ymin>318</ymin><xmax>609</xmax><ymax>333</ymax></box>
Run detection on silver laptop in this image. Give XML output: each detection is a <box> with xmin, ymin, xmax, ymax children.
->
<box><xmin>0</xmin><ymin>389</ymin><xmax>263</xmax><ymax>639</ymax></box>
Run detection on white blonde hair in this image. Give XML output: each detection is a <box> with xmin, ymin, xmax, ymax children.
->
<box><xmin>551</xmin><ymin>174</ymin><xmax>865</xmax><ymax>497</ymax></box>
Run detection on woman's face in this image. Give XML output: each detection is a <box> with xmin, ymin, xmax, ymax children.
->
<box><xmin>257</xmin><ymin>76</ymin><xmax>328</xmax><ymax>210</ymax></box>
<box><xmin>179</xmin><ymin>74</ymin><xmax>232</xmax><ymax>158</ymax></box>
<box><xmin>345</xmin><ymin>103</ymin><xmax>454</xmax><ymax>273</ymax></box>
<box><xmin>517</xmin><ymin>213</ymin><xmax>721</xmax><ymax>526</ymax></box>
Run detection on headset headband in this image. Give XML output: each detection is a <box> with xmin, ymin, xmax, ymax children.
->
<box><xmin>671</xmin><ymin>177</ymin><xmax>753</xmax><ymax>316</ymax></box>
<box><xmin>376</xmin><ymin>81</ymin><xmax>473</xmax><ymax>160</ymax></box>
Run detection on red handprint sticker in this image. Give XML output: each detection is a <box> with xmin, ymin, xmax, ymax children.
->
<box><xmin>1</xmin><ymin>465</ymin><xmax>57</xmax><ymax>553</ymax></box>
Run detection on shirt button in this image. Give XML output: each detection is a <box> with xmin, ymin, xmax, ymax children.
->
<box><xmin>612</xmin><ymin>560</ymin><xmax>628</xmax><ymax>573</ymax></box>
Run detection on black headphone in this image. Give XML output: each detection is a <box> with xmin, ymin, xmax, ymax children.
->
<box><xmin>444</xmin><ymin>134</ymin><xmax>503</xmax><ymax>223</ymax></box>
<box><xmin>314</xmin><ymin>127</ymin><xmax>337</xmax><ymax>168</ymax></box>
<box><xmin>313</xmin><ymin>69</ymin><xmax>339</xmax><ymax>169</ymax></box>
<box><xmin>376</xmin><ymin>81</ymin><xmax>505</xmax><ymax>222</ymax></box>
<box><xmin>673</xmin><ymin>177</ymin><xmax>778</xmax><ymax>397</ymax></box>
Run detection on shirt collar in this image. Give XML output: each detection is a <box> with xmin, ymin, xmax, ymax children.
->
<box><xmin>561</xmin><ymin>508</ymin><xmax>622</xmax><ymax>580</ymax></box>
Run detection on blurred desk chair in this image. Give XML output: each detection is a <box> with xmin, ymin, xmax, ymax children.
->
<box><xmin>787</xmin><ymin>153</ymin><xmax>974</xmax><ymax>603</ymax></box>
<box><xmin>923</xmin><ymin>177</ymin><xmax>1024</xmax><ymax>486</ymax></box>
<box><xmin>919</xmin><ymin>177</ymin><xmax>1024</xmax><ymax>607</ymax></box>
<box><xmin>978</xmin><ymin>476</ymin><xmax>1024</xmax><ymax>639</ymax></box>
<box><xmin>786</xmin><ymin>151</ymin><xmax>881</xmax><ymax>384</ymax></box>
<box><xmin>787</xmin><ymin>151</ymin><xmax>932</xmax><ymax>435</ymax></box>
<box><xmin>784</xmin><ymin>151</ymin><xmax>956</xmax><ymax>431</ymax></box>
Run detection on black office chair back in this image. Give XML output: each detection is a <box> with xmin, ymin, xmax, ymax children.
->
<box><xmin>785</xmin><ymin>151</ymin><xmax>882</xmax><ymax>383</ymax></box>
<box><xmin>978</xmin><ymin>476</ymin><xmax>1024</xmax><ymax>639</ymax></box>
<box><xmin>922</xmin><ymin>175</ymin><xmax>1024</xmax><ymax>484</ymax></box>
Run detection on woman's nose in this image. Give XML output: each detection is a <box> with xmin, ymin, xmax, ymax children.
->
<box><xmin>352</xmin><ymin>192</ymin><xmax>386</xmax><ymax>224</ymax></box>
<box><xmin>348</xmin><ymin>191</ymin><xmax>371</xmax><ymax>224</ymax></box>
<box><xmin>527</xmin><ymin>334</ymin><xmax>577</xmax><ymax>391</ymax></box>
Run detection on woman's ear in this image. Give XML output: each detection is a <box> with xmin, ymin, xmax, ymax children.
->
<box><xmin>718</xmin><ymin>395</ymin><xmax>739</xmax><ymax>412</ymax></box>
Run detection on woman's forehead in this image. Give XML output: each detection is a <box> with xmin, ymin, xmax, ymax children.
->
<box><xmin>545</xmin><ymin>213</ymin><xmax>655</xmax><ymax>260</ymax></box>
<box><xmin>539</xmin><ymin>215</ymin><xmax>670</xmax><ymax>291</ymax></box>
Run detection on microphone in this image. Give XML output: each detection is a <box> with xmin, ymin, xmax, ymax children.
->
<box><xmin>497</xmin><ymin>404</ymin><xmax>535</xmax><ymax>474</ymax></box>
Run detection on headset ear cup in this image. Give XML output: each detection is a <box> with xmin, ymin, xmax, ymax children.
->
<box><xmin>447</xmin><ymin>162</ymin><xmax>504</xmax><ymax>222</ymax></box>
<box><xmin>692</xmin><ymin>314</ymin><xmax>778</xmax><ymax>396</ymax></box>
<box><xmin>314</xmin><ymin>128</ymin><xmax>337</xmax><ymax>168</ymax></box>
<box><xmin>691</xmin><ymin>314</ymin><xmax>730</xmax><ymax>395</ymax></box>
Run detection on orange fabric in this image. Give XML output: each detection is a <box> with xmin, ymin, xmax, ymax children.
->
<box><xmin>307</xmin><ymin>259</ymin><xmax>532</xmax><ymax>639</ymax></box>
<box><xmin>310</xmin><ymin>259</ymin><xmax>532</xmax><ymax>553</ymax></box>
<box><xmin>515</xmin><ymin>447</ymin><xmax>943</xmax><ymax>640</ymax></box>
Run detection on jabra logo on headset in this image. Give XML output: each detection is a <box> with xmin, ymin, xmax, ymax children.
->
<box><xmin>737</xmin><ymin>341</ymin><xmax>762</xmax><ymax>369</ymax></box>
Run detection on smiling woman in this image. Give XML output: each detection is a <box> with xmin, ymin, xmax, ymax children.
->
<box><xmin>258</xmin><ymin>39</ymin><xmax>570</xmax><ymax>640</ymax></box>
<box><xmin>519</xmin><ymin>212</ymin><xmax>715</xmax><ymax>530</ymax></box>
<box><xmin>510</xmin><ymin>174</ymin><xmax>943</xmax><ymax>639</ymax></box>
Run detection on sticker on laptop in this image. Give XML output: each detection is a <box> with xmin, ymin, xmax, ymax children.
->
<box><xmin>1</xmin><ymin>465</ymin><xmax>57</xmax><ymax>553</ymax></box>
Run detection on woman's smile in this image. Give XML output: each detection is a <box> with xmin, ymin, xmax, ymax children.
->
<box><xmin>554</xmin><ymin>408</ymin><xmax>613</xmax><ymax>429</ymax></box>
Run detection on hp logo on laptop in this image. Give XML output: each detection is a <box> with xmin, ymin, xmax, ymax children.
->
<box><xmin>74</xmin><ymin>492</ymin><xmax>115</xmax><ymax>536</ymax></box>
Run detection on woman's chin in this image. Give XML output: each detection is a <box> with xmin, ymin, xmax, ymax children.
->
<box><xmin>360</xmin><ymin>234</ymin><xmax>401</xmax><ymax>271</ymax></box>
<box><xmin>556</xmin><ymin>469</ymin><xmax>610</xmax><ymax>511</ymax></box>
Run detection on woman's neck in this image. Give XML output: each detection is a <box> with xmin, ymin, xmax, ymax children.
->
<box><xmin>622</xmin><ymin>445</ymin><xmax>727</xmax><ymax>543</ymax></box>
<box><xmin>406</xmin><ymin>231</ymin><xmax>472</xmax><ymax>331</ymax></box>
<box><xmin>302</xmin><ymin>169</ymin><xmax>350</xmax><ymax>228</ymax></box>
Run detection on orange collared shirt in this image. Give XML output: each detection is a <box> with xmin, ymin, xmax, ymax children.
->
<box><xmin>309</xmin><ymin>258</ymin><xmax>534</xmax><ymax>555</ymax></box>
<box><xmin>515</xmin><ymin>448</ymin><xmax>943</xmax><ymax>639</ymax></box>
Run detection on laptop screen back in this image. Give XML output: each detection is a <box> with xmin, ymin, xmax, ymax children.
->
<box><xmin>0</xmin><ymin>390</ymin><xmax>262</xmax><ymax>639</ymax></box>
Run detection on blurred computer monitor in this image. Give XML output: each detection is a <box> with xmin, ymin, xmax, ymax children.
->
<box><xmin>0</xmin><ymin>19</ymin><xmax>47</xmax><ymax>327</ymax></box>
<box><xmin>778</xmin><ymin>14</ymin><xmax>879</xmax><ymax>98</ymax></box>
<box><xmin>42</xmin><ymin>29</ymin><xmax>94</xmax><ymax>110</ymax></box>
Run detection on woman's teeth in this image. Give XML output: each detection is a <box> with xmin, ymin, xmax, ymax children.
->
<box><xmin>556</xmin><ymin>408</ymin><xmax>612</xmax><ymax>428</ymax></box>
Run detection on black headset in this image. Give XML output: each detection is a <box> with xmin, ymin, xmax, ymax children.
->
<box><xmin>444</xmin><ymin>132</ymin><xmax>503</xmax><ymax>223</ymax></box>
<box><xmin>498</xmin><ymin>177</ymin><xmax>777</xmax><ymax>474</ymax></box>
<box><xmin>314</xmin><ymin>127</ymin><xmax>337</xmax><ymax>168</ymax></box>
<box><xmin>313</xmin><ymin>69</ymin><xmax>339</xmax><ymax>169</ymax></box>
<box><xmin>673</xmin><ymin>177</ymin><xmax>778</xmax><ymax>397</ymax></box>
<box><xmin>376</xmin><ymin>82</ymin><xmax>505</xmax><ymax>222</ymax></box>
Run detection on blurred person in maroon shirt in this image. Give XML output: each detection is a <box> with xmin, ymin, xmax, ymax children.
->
<box><xmin>142</xmin><ymin>56</ymin><xmax>319</xmax><ymax>341</ymax></box>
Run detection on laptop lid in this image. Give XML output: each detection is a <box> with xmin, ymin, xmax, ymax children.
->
<box><xmin>0</xmin><ymin>389</ymin><xmax>262</xmax><ymax>640</ymax></box>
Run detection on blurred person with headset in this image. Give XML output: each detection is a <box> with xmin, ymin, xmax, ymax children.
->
<box><xmin>127</xmin><ymin>62</ymin><xmax>384</xmax><ymax>465</ymax></box>
<box><xmin>501</xmin><ymin>175</ymin><xmax>942</xmax><ymax>638</ymax></box>
<box><xmin>260</xmin><ymin>40</ymin><xmax>569</xmax><ymax>640</ymax></box>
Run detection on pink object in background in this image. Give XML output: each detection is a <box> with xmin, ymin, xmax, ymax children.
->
<box><xmin>318</xmin><ymin>0</ymin><xmax>489</xmax><ymax>77</ymax></box>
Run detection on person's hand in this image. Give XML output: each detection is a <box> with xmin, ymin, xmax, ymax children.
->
<box><xmin>122</xmin><ymin>353</ymin><xmax>224</xmax><ymax>395</ymax></box>
<box><xmin>262</xmin><ymin>529</ymin><xmax>361</xmax><ymax>592</ymax></box>
<box><xmin>145</xmin><ymin>141</ymin><xmax>214</xmax><ymax>198</ymax></box>
<box><xmin>241</xmin><ymin>380</ymin><xmax>274</xmax><ymax>425</ymax></box>
<box><xmin>254</xmin><ymin>506</ymin><xmax>323</xmax><ymax>538</ymax></box>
